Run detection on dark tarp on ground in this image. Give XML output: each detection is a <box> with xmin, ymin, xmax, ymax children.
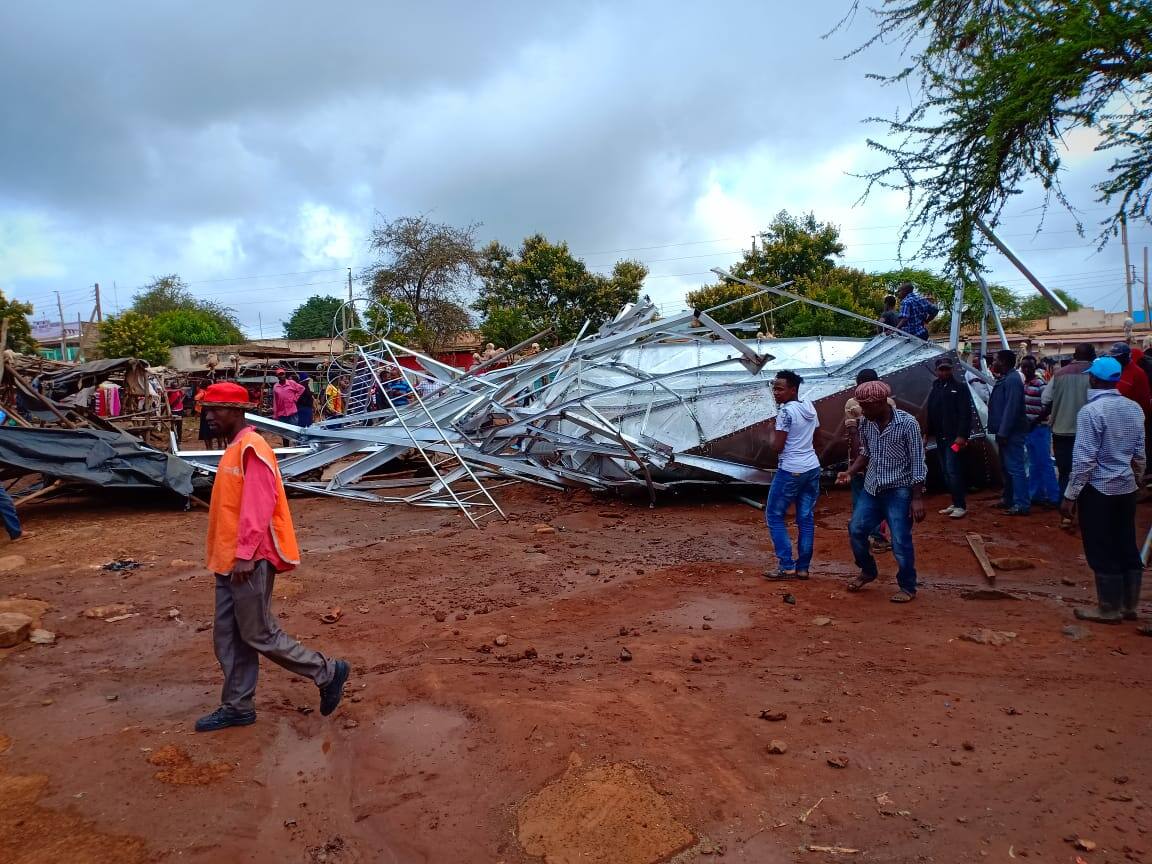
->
<box><xmin>0</xmin><ymin>427</ymin><xmax>194</xmax><ymax>497</ymax></box>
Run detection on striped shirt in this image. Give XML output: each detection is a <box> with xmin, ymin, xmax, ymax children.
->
<box><xmin>1066</xmin><ymin>389</ymin><xmax>1147</xmax><ymax>500</ymax></box>
<box><xmin>1023</xmin><ymin>375</ymin><xmax>1046</xmax><ymax>423</ymax></box>
<box><xmin>860</xmin><ymin>409</ymin><xmax>928</xmax><ymax>495</ymax></box>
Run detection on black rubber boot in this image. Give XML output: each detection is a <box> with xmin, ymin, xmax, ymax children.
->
<box><xmin>1123</xmin><ymin>569</ymin><xmax>1143</xmax><ymax>621</ymax></box>
<box><xmin>1074</xmin><ymin>571</ymin><xmax>1124</xmax><ymax>624</ymax></box>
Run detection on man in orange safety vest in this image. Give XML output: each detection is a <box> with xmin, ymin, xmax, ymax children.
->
<box><xmin>195</xmin><ymin>381</ymin><xmax>349</xmax><ymax>732</ymax></box>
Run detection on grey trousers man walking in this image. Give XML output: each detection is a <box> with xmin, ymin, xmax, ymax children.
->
<box><xmin>212</xmin><ymin>562</ymin><xmax>339</xmax><ymax>715</ymax></box>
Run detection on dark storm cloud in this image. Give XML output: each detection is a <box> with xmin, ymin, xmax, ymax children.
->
<box><xmin>15</xmin><ymin>0</ymin><xmax>1063</xmax><ymax>331</ymax></box>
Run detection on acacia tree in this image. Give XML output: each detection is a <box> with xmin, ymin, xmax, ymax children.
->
<box><xmin>363</xmin><ymin>216</ymin><xmax>479</xmax><ymax>352</ymax></box>
<box><xmin>841</xmin><ymin>0</ymin><xmax>1152</xmax><ymax>271</ymax></box>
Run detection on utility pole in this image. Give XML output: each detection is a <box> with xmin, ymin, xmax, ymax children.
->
<box><xmin>1144</xmin><ymin>245</ymin><xmax>1150</xmax><ymax>331</ymax></box>
<box><xmin>55</xmin><ymin>291</ymin><xmax>68</xmax><ymax>361</ymax></box>
<box><xmin>258</xmin><ymin>313</ymin><xmax>264</xmax><ymax>339</ymax></box>
<box><xmin>93</xmin><ymin>283</ymin><xmax>103</xmax><ymax>323</ymax></box>
<box><xmin>77</xmin><ymin>314</ymin><xmax>85</xmax><ymax>362</ymax></box>
<box><xmin>1121</xmin><ymin>215</ymin><xmax>1133</xmax><ymax>321</ymax></box>
<box><xmin>345</xmin><ymin>267</ymin><xmax>353</xmax><ymax>333</ymax></box>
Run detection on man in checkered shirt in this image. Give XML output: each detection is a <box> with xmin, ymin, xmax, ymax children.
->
<box><xmin>895</xmin><ymin>281</ymin><xmax>938</xmax><ymax>340</ymax></box>
<box><xmin>1060</xmin><ymin>356</ymin><xmax>1147</xmax><ymax>627</ymax></box>
<box><xmin>836</xmin><ymin>380</ymin><xmax>927</xmax><ymax>603</ymax></box>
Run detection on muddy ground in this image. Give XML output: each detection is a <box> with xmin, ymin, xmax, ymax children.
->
<box><xmin>1</xmin><ymin>481</ymin><xmax>1150</xmax><ymax>864</ymax></box>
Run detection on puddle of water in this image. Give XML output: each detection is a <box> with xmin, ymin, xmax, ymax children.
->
<box><xmin>373</xmin><ymin>703</ymin><xmax>469</xmax><ymax>767</ymax></box>
<box><xmin>660</xmin><ymin>595</ymin><xmax>751</xmax><ymax>631</ymax></box>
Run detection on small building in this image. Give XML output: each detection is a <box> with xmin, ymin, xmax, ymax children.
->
<box><xmin>30</xmin><ymin>319</ymin><xmax>101</xmax><ymax>361</ymax></box>
<box><xmin>960</xmin><ymin>306</ymin><xmax>1151</xmax><ymax>359</ymax></box>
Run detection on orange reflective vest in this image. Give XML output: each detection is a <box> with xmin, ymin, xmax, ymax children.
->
<box><xmin>205</xmin><ymin>429</ymin><xmax>300</xmax><ymax>574</ymax></box>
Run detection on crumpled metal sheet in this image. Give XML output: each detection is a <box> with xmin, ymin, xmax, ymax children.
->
<box><xmin>177</xmin><ymin>293</ymin><xmax>967</xmax><ymax>517</ymax></box>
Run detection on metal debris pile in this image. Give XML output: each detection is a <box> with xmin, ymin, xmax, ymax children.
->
<box><xmin>179</xmin><ymin>286</ymin><xmax>960</xmax><ymax>526</ymax></box>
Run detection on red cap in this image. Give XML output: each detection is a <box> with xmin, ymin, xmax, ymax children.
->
<box><xmin>200</xmin><ymin>382</ymin><xmax>254</xmax><ymax>408</ymax></box>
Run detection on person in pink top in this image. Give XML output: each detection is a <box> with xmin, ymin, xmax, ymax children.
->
<box><xmin>271</xmin><ymin>368</ymin><xmax>305</xmax><ymax>425</ymax></box>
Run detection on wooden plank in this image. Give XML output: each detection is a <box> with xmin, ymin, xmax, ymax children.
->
<box><xmin>966</xmin><ymin>532</ymin><xmax>997</xmax><ymax>584</ymax></box>
<box><xmin>13</xmin><ymin>481</ymin><xmax>64</xmax><ymax>509</ymax></box>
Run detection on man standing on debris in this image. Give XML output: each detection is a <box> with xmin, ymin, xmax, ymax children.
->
<box><xmin>195</xmin><ymin>382</ymin><xmax>349</xmax><ymax>732</ymax></box>
<box><xmin>324</xmin><ymin>374</ymin><xmax>345</xmax><ymax>418</ymax></box>
<box><xmin>925</xmin><ymin>357</ymin><xmax>972</xmax><ymax>519</ymax></box>
<box><xmin>1060</xmin><ymin>357</ymin><xmax>1146</xmax><ymax>626</ymax></box>
<box><xmin>836</xmin><ymin>380</ymin><xmax>927</xmax><ymax>603</ymax></box>
<box><xmin>271</xmin><ymin>368</ymin><xmax>305</xmax><ymax>426</ymax></box>
<box><xmin>843</xmin><ymin>369</ymin><xmax>892</xmax><ymax>549</ymax></box>
<box><xmin>1020</xmin><ymin>355</ymin><xmax>1060</xmax><ymax>508</ymax></box>
<box><xmin>988</xmin><ymin>350</ymin><xmax>1031</xmax><ymax>516</ymax></box>
<box><xmin>1041</xmin><ymin>343</ymin><xmax>1095</xmax><ymax>506</ymax></box>
<box><xmin>764</xmin><ymin>370</ymin><xmax>821</xmax><ymax>581</ymax></box>
<box><xmin>895</xmin><ymin>281</ymin><xmax>938</xmax><ymax>340</ymax></box>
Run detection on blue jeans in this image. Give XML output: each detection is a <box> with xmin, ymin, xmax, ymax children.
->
<box><xmin>998</xmin><ymin>433</ymin><xmax>1030</xmax><ymax>511</ymax></box>
<box><xmin>765</xmin><ymin>467</ymin><xmax>820</xmax><ymax>571</ymax></box>
<box><xmin>849</xmin><ymin>474</ymin><xmax>887</xmax><ymax>542</ymax></box>
<box><xmin>849</xmin><ymin>486</ymin><xmax>917</xmax><ymax>594</ymax></box>
<box><xmin>0</xmin><ymin>487</ymin><xmax>21</xmax><ymax>540</ymax></box>
<box><xmin>1026</xmin><ymin>424</ymin><xmax>1059</xmax><ymax>505</ymax></box>
<box><xmin>934</xmin><ymin>436</ymin><xmax>967</xmax><ymax>509</ymax></box>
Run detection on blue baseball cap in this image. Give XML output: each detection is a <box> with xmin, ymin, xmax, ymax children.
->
<box><xmin>1085</xmin><ymin>356</ymin><xmax>1122</xmax><ymax>382</ymax></box>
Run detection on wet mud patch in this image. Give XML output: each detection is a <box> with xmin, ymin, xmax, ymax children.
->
<box><xmin>146</xmin><ymin>744</ymin><xmax>234</xmax><ymax>786</ymax></box>
<box><xmin>517</xmin><ymin>754</ymin><xmax>694</xmax><ymax>864</ymax></box>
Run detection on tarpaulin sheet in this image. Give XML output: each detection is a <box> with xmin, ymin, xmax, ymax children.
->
<box><xmin>0</xmin><ymin>427</ymin><xmax>194</xmax><ymax>496</ymax></box>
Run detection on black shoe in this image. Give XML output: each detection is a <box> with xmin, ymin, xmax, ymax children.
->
<box><xmin>1005</xmin><ymin>507</ymin><xmax>1031</xmax><ymax>516</ymax></box>
<box><xmin>319</xmin><ymin>659</ymin><xmax>350</xmax><ymax>716</ymax></box>
<box><xmin>195</xmin><ymin>706</ymin><xmax>256</xmax><ymax>732</ymax></box>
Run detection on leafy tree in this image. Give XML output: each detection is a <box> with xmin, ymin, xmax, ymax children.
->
<box><xmin>153</xmin><ymin>309</ymin><xmax>242</xmax><ymax>347</ymax></box>
<box><xmin>364</xmin><ymin>216</ymin><xmax>480</xmax><ymax>352</ymax></box>
<box><xmin>283</xmin><ymin>295</ymin><xmax>347</xmax><ymax>340</ymax></box>
<box><xmin>475</xmin><ymin>235</ymin><xmax>647</xmax><ymax>342</ymax></box>
<box><xmin>131</xmin><ymin>274</ymin><xmax>243</xmax><ymax>344</ymax></box>
<box><xmin>0</xmin><ymin>291</ymin><xmax>36</xmax><ymax>354</ymax></box>
<box><xmin>780</xmin><ymin>268</ymin><xmax>887</xmax><ymax>338</ymax></box>
<box><xmin>97</xmin><ymin>311</ymin><xmax>169</xmax><ymax>366</ymax></box>
<box><xmin>841</xmin><ymin>0</ymin><xmax>1152</xmax><ymax>271</ymax></box>
<box><xmin>480</xmin><ymin>306</ymin><xmax>537</xmax><ymax>349</ymax></box>
<box><xmin>689</xmin><ymin>211</ymin><xmax>849</xmax><ymax>335</ymax></box>
<box><xmin>684</xmin><ymin>282</ymin><xmax>776</xmax><ymax>328</ymax></box>
<box><xmin>742</xmin><ymin>211</ymin><xmax>845</xmax><ymax>284</ymax></box>
<box><xmin>1016</xmin><ymin>288</ymin><xmax>1083</xmax><ymax>323</ymax></box>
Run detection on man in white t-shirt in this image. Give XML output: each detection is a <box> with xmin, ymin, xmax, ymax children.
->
<box><xmin>764</xmin><ymin>369</ymin><xmax>821</xmax><ymax>580</ymax></box>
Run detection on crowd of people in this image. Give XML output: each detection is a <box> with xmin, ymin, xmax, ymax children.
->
<box><xmin>760</xmin><ymin>346</ymin><xmax>1150</xmax><ymax>628</ymax></box>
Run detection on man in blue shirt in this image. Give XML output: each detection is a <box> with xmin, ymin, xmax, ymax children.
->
<box><xmin>895</xmin><ymin>282</ymin><xmax>938</xmax><ymax>340</ymax></box>
<box><xmin>987</xmin><ymin>349</ymin><xmax>1031</xmax><ymax>515</ymax></box>
<box><xmin>1060</xmin><ymin>357</ymin><xmax>1147</xmax><ymax>625</ymax></box>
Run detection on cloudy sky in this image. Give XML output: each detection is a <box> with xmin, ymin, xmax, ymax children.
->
<box><xmin>1</xmin><ymin>0</ymin><xmax>1148</xmax><ymax>337</ymax></box>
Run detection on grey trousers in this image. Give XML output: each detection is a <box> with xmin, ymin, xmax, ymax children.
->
<box><xmin>213</xmin><ymin>561</ymin><xmax>336</xmax><ymax>713</ymax></box>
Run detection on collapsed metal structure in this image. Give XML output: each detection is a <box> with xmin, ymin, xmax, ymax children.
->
<box><xmin>179</xmin><ymin>281</ymin><xmax>971</xmax><ymax>526</ymax></box>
